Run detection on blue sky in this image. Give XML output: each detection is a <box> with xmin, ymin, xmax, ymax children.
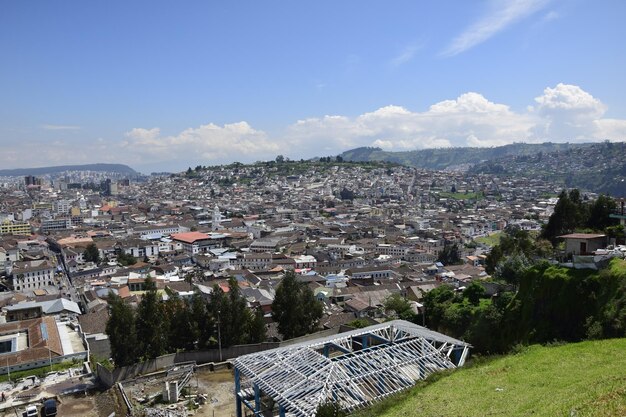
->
<box><xmin>1</xmin><ymin>0</ymin><xmax>625</xmax><ymax>173</ymax></box>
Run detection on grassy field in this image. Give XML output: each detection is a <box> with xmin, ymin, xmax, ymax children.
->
<box><xmin>474</xmin><ymin>231</ymin><xmax>503</xmax><ymax>247</ymax></box>
<box><xmin>351</xmin><ymin>338</ymin><xmax>626</xmax><ymax>417</ymax></box>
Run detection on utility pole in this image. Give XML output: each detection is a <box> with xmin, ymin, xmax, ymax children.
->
<box><xmin>217</xmin><ymin>310</ymin><xmax>222</xmax><ymax>362</ymax></box>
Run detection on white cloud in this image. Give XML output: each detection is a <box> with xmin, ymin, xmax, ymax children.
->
<box><xmin>442</xmin><ymin>0</ymin><xmax>550</xmax><ymax>57</ymax></box>
<box><xmin>125</xmin><ymin>127</ymin><xmax>160</xmax><ymax>141</ymax></box>
<box><xmin>286</xmin><ymin>93</ymin><xmax>534</xmax><ymax>153</ymax></box>
<box><xmin>42</xmin><ymin>124</ymin><xmax>81</xmax><ymax>130</ymax></box>
<box><xmin>122</xmin><ymin>121</ymin><xmax>281</xmax><ymax>164</ymax></box>
<box><xmin>283</xmin><ymin>84</ymin><xmax>626</xmax><ymax>155</ymax></box>
<box><xmin>594</xmin><ymin>119</ymin><xmax>626</xmax><ymax>141</ymax></box>
<box><xmin>531</xmin><ymin>83</ymin><xmax>608</xmax><ymax>140</ymax></box>
<box><xmin>390</xmin><ymin>42</ymin><xmax>424</xmax><ymax>67</ymax></box>
<box><xmin>4</xmin><ymin>83</ymin><xmax>625</xmax><ymax>171</ymax></box>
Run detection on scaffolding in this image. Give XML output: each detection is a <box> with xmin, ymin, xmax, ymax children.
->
<box><xmin>233</xmin><ymin>320</ymin><xmax>471</xmax><ymax>416</ymax></box>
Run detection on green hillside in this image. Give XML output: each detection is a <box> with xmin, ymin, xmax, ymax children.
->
<box><xmin>340</xmin><ymin>142</ymin><xmax>590</xmax><ymax>171</ymax></box>
<box><xmin>352</xmin><ymin>338</ymin><xmax>626</xmax><ymax>417</ymax></box>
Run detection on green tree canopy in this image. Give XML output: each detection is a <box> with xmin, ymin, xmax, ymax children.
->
<box><xmin>315</xmin><ymin>399</ymin><xmax>346</xmax><ymax>417</ymax></box>
<box><xmin>83</xmin><ymin>243</ymin><xmax>100</xmax><ymax>264</ymax></box>
<box><xmin>208</xmin><ymin>278</ymin><xmax>265</xmax><ymax>348</ymax></box>
<box><xmin>437</xmin><ymin>243</ymin><xmax>462</xmax><ymax>266</ymax></box>
<box><xmin>117</xmin><ymin>251</ymin><xmax>137</xmax><ymax>266</ymax></box>
<box><xmin>272</xmin><ymin>271</ymin><xmax>323</xmax><ymax>339</ymax></box>
<box><xmin>383</xmin><ymin>294</ymin><xmax>417</xmax><ymax>321</ymax></box>
<box><xmin>463</xmin><ymin>281</ymin><xmax>485</xmax><ymax>306</ymax></box>
<box><xmin>105</xmin><ymin>292</ymin><xmax>138</xmax><ymax>366</ymax></box>
<box><xmin>136</xmin><ymin>277</ymin><xmax>167</xmax><ymax>359</ymax></box>
<box><xmin>163</xmin><ymin>291</ymin><xmax>196</xmax><ymax>351</ymax></box>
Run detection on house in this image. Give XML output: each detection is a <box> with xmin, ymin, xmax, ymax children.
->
<box><xmin>3</xmin><ymin>298</ymin><xmax>82</xmax><ymax>321</ymax></box>
<box><xmin>343</xmin><ymin>289</ymin><xmax>391</xmax><ymax>318</ymax></box>
<box><xmin>77</xmin><ymin>307</ymin><xmax>111</xmax><ymax>359</ymax></box>
<box><xmin>9</xmin><ymin>260</ymin><xmax>56</xmax><ymax>292</ymax></box>
<box><xmin>171</xmin><ymin>232</ymin><xmax>220</xmax><ymax>255</ymax></box>
<box><xmin>347</xmin><ymin>265</ymin><xmax>399</xmax><ymax>280</ymax></box>
<box><xmin>0</xmin><ymin>316</ymin><xmax>88</xmax><ymax>374</ymax></box>
<box><xmin>559</xmin><ymin>233</ymin><xmax>607</xmax><ymax>256</ymax></box>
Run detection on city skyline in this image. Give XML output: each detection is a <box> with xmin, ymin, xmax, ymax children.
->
<box><xmin>1</xmin><ymin>0</ymin><xmax>625</xmax><ymax>172</ymax></box>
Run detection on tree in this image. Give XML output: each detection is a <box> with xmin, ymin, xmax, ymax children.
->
<box><xmin>541</xmin><ymin>189</ymin><xmax>586</xmax><ymax>244</ymax></box>
<box><xmin>247</xmin><ymin>307</ymin><xmax>267</xmax><ymax>343</ymax></box>
<box><xmin>462</xmin><ymin>281</ymin><xmax>485</xmax><ymax>306</ymax></box>
<box><xmin>494</xmin><ymin>252</ymin><xmax>531</xmax><ymax>287</ymax></box>
<box><xmin>83</xmin><ymin>243</ymin><xmax>100</xmax><ymax>264</ymax></box>
<box><xmin>163</xmin><ymin>292</ymin><xmax>196</xmax><ymax>351</ymax></box>
<box><xmin>315</xmin><ymin>399</ymin><xmax>346</xmax><ymax>417</ymax></box>
<box><xmin>383</xmin><ymin>294</ymin><xmax>417</xmax><ymax>321</ymax></box>
<box><xmin>437</xmin><ymin>243</ymin><xmax>462</xmax><ymax>265</ymax></box>
<box><xmin>191</xmin><ymin>292</ymin><xmax>213</xmax><ymax>349</ymax></box>
<box><xmin>485</xmin><ymin>226</ymin><xmax>549</xmax><ymax>275</ymax></box>
<box><xmin>346</xmin><ymin>318</ymin><xmax>371</xmax><ymax>329</ymax></box>
<box><xmin>272</xmin><ymin>271</ymin><xmax>323</xmax><ymax>339</ymax></box>
<box><xmin>117</xmin><ymin>251</ymin><xmax>137</xmax><ymax>266</ymax></box>
<box><xmin>106</xmin><ymin>292</ymin><xmax>138</xmax><ymax>366</ymax></box>
<box><xmin>606</xmin><ymin>225</ymin><xmax>626</xmax><ymax>244</ymax></box>
<box><xmin>207</xmin><ymin>278</ymin><xmax>258</xmax><ymax>347</ymax></box>
<box><xmin>339</xmin><ymin>187</ymin><xmax>354</xmax><ymax>200</ymax></box>
<box><xmin>136</xmin><ymin>277</ymin><xmax>167</xmax><ymax>359</ymax></box>
<box><xmin>275</xmin><ymin>155</ymin><xmax>285</xmax><ymax>163</ymax></box>
<box><xmin>587</xmin><ymin>195</ymin><xmax>617</xmax><ymax>230</ymax></box>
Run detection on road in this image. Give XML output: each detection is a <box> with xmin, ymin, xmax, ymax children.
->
<box><xmin>54</xmin><ymin>253</ymin><xmax>81</xmax><ymax>308</ymax></box>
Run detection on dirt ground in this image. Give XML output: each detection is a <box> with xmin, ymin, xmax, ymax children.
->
<box><xmin>4</xmin><ymin>367</ymin><xmax>236</xmax><ymax>417</ymax></box>
<box><xmin>57</xmin><ymin>389</ymin><xmax>120</xmax><ymax>417</ymax></box>
<box><xmin>194</xmin><ymin>369</ymin><xmax>235</xmax><ymax>417</ymax></box>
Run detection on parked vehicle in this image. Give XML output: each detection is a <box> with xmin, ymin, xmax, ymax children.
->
<box><xmin>42</xmin><ymin>399</ymin><xmax>57</xmax><ymax>417</ymax></box>
<box><xmin>23</xmin><ymin>405</ymin><xmax>38</xmax><ymax>417</ymax></box>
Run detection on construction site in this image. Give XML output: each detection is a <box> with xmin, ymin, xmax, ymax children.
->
<box><xmin>0</xmin><ymin>365</ymin><xmax>236</xmax><ymax>417</ymax></box>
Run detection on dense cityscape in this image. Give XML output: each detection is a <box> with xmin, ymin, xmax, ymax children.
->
<box><xmin>0</xmin><ymin>154</ymin><xmax>625</xmax><ymax>416</ymax></box>
<box><xmin>2</xmin><ymin>1</ymin><xmax>626</xmax><ymax>416</ymax></box>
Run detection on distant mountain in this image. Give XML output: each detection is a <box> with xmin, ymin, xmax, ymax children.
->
<box><xmin>340</xmin><ymin>141</ymin><xmax>626</xmax><ymax>196</ymax></box>
<box><xmin>469</xmin><ymin>141</ymin><xmax>626</xmax><ymax>197</ymax></box>
<box><xmin>340</xmin><ymin>142</ymin><xmax>593</xmax><ymax>171</ymax></box>
<box><xmin>0</xmin><ymin>163</ymin><xmax>137</xmax><ymax>177</ymax></box>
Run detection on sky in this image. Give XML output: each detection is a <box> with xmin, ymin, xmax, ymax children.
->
<box><xmin>1</xmin><ymin>0</ymin><xmax>625</xmax><ymax>173</ymax></box>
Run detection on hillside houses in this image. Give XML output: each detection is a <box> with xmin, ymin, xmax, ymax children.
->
<box><xmin>1</xmin><ymin>159</ymin><xmax>615</xmax><ymax>354</ymax></box>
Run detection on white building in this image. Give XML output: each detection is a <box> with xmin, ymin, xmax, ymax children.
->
<box><xmin>10</xmin><ymin>260</ymin><xmax>56</xmax><ymax>291</ymax></box>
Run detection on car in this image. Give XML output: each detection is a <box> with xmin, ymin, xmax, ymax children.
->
<box><xmin>42</xmin><ymin>399</ymin><xmax>57</xmax><ymax>417</ymax></box>
<box><xmin>24</xmin><ymin>406</ymin><xmax>38</xmax><ymax>417</ymax></box>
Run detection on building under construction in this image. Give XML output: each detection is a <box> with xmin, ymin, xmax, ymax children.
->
<box><xmin>233</xmin><ymin>320</ymin><xmax>471</xmax><ymax>416</ymax></box>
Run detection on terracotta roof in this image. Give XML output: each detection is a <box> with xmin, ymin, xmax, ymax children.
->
<box><xmin>118</xmin><ymin>286</ymin><xmax>131</xmax><ymax>298</ymax></box>
<box><xmin>0</xmin><ymin>316</ymin><xmax>64</xmax><ymax>366</ymax></box>
<box><xmin>171</xmin><ymin>231</ymin><xmax>211</xmax><ymax>244</ymax></box>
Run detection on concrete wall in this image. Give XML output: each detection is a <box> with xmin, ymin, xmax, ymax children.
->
<box><xmin>87</xmin><ymin>335</ymin><xmax>111</xmax><ymax>360</ymax></box>
<box><xmin>96</xmin><ymin>342</ymin><xmax>280</xmax><ymax>387</ymax></box>
<box><xmin>1</xmin><ymin>351</ymin><xmax>88</xmax><ymax>375</ymax></box>
<box><xmin>564</xmin><ymin>237</ymin><xmax>606</xmax><ymax>256</ymax></box>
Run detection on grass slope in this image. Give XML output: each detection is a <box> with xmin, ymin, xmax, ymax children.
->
<box><xmin>352</xmin><ymin>339</ymin><xmax>626</xmax><ymax>417</ymax></box>
<box><xmin>474</xmin><ymin>231</ymin><xmax>503</xmax><ymax>247</ymax></box>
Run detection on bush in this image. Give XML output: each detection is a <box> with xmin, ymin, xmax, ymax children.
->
<box><xmin>315</xmin><ymin>399</ymin><xmax>346</xmax><ymax>417</ymax></box>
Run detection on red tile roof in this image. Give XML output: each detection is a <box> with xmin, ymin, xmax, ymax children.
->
<box><xmin>171</xmin><ymin>232</ymin><xmax>211</xmax><ymax>244</ymax></box>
